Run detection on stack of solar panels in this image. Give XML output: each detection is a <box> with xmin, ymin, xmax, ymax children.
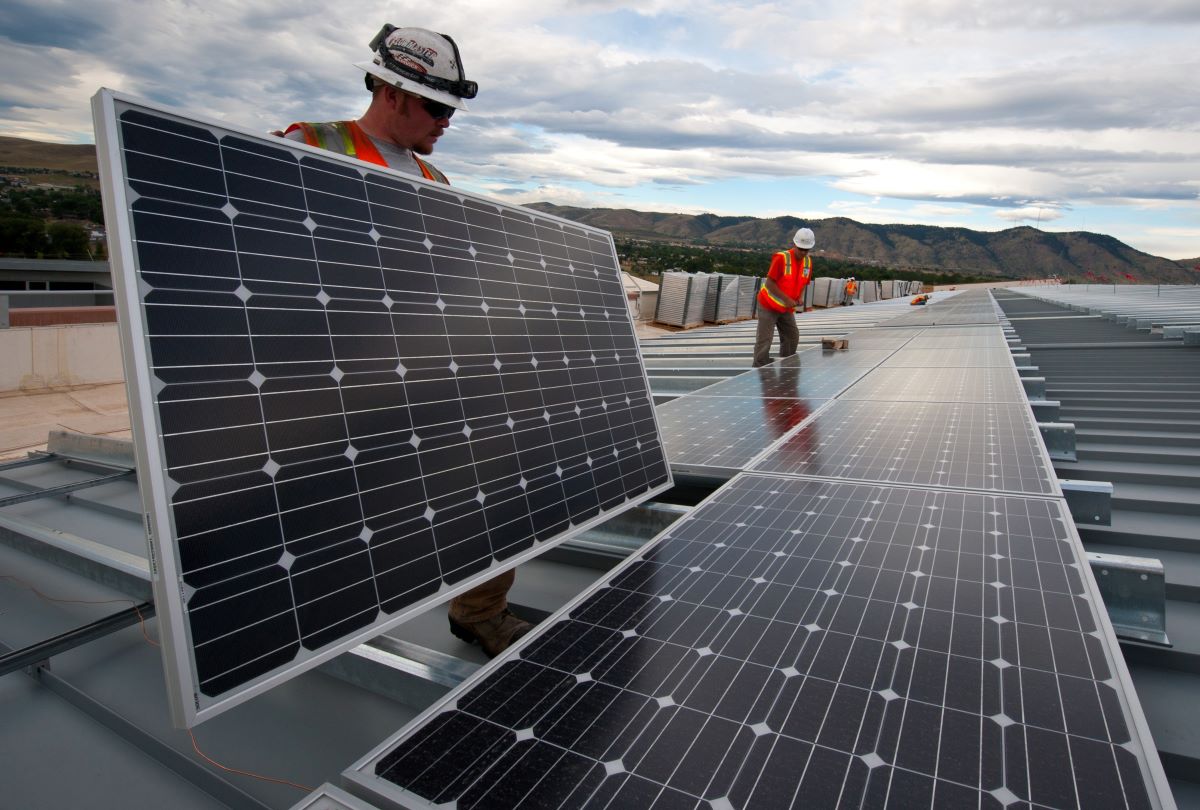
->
<box><xmin>684</xmin><ymin>275</ymin><xmax>708</xmax><ymax>326</ymax></box>
<box><xmin>655</xmin><ymin>271</ymin><xmax>704</xmax><ymax>328</ymax></box>
<box><xmin>346</xmin><ymin>289</ymin><xmax>1171</xmax><ymax>810</ymax></box>
<box><xmin>810</xmin><ymin>277</ymin><xmax>831</xmax><ymax>307</ymax></box>
<box><xmin>700</xmin><ymin>273</ymin><xmax>742</xmax><ymax>324</ymax></box>
<box><xmin>829</xmin><ymin>277</ymin><xmax>847</xmax><ymax>306</ymax></box>
<box><xmin>860</xmin><ymin>280</ymin><xmax>880</xmax><ymax>303</ymax></box>
<box><xmin>738</xmin><ymin>276</ymin><xmax>760</xmax><ymax>318</ymax></box>
<box><xmin>700</xmin><ymin>273</ymin><xmax>720</xmax><ymax>322</ymax></box>
<box><xmin>715</xmin><ymin>275</ymin><xmax>741</xmax><ymax>322</ymax></box>
<box><xmin>812</xmin><ymin>277</ymin><xmax>850</xmax><ymax>308</ymax></box>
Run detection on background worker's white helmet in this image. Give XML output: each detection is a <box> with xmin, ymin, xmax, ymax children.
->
<box><xmin>794</xmin><ymin>228</ymin><xmax>816</xmax><ymax>249</ymax></box>
<box><xmin>355</xmin><ymin>25</ymin><xmax>477</xmax><ymax>111</ymax></box>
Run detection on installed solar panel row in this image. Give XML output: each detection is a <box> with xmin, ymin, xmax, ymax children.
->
<box><xmin>657</xmin><ymin>335</ymin><xmax>916</xmax><ymax>479</ymax></box>
<box><xmin>346</xmin><ymin>291</ymin><xmax>1167</xmax><ymax>808</ymax></box>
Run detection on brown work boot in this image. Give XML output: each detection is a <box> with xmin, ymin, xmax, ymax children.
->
<box><xmin>448</xmin><ymin>609</ymin><xmax>532</xmax><ymax>658</ymax></box>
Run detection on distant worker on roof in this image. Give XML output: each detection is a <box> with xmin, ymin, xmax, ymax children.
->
<box><xmin>282</xmin><ymin>25</ymin><xmax>531</xmax><ymax>659</ymax></box>
<box><xmin>844</xmin><ymin>277</ymin><xmax>857</xmax><ymax>306</ymax></box>
<box><xmin>753</xmin><ymin>227</ymin><xmax>815</xmax><ymax>367</ymax></box>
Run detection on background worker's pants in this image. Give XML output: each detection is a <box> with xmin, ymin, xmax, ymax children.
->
<box><xmin>753</xmin><ymin>307</ymin><xmax>799</xmax><ymax>367</ymax></box>
<box><xmin>448</xmin><ymin>570</ymin><xmax>515</xmax><ymax>623</ymax></box>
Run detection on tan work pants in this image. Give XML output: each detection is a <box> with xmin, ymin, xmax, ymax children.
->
<box><xmin>448</xmin><ymin>569</ymin><xmax>515</xmax><ymax>624</ymax></box>
<box><xmin>753</xmin><ymin>307</ymin><xmax>799</xmax><ymax>367</ymax></box>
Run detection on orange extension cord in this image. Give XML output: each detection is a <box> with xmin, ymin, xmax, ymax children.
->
<box><xmin>2</xmin><ymin>574</ymin><xmax>314</xmax><ymax>794</ymax></box>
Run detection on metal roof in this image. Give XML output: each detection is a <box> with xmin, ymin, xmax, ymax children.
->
<box><xmin>993</xmin><ymin>286</ymin><xmax>1200</xmax><ymax>805</ymax></box>
<box><xmin>4</xmin><ymin>289</ymin><xmax>1200</xmax><ymax>808</ymax></box>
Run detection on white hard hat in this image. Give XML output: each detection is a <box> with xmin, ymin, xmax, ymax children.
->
<box><xmin>355</xmin><ymin>25</ymin><xmax>477</xmax><ymax>111</ymax></box>
<box><xmin>794</xmin><ymin>228</ymin><xmax>815</xmax><ymax>249</ymax></box>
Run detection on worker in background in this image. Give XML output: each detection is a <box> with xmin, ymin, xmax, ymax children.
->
<box><xmin>753</xmin><ymin>227</ymin><xmax>815</xmax><ymax>367</ymax></box>
<box><xmin>843</xmin><ymin>277</ymin><xmax>857</xmax><ymax>306</ymax></box>
<box><xmin>283</xmin><ymin>25</ymin><xmax>531</xmax><ymax>658</ymax></box>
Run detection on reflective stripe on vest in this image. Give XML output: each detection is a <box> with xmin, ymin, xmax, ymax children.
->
<box><xmin>757</xmin><ymin>250</ymin><xmax>811</xmax><ymax>313</ymax></box>
<box><xmin>284</xmin><ymin>121</ymin><xmax>449</xmax><ymax>184</ymax></box>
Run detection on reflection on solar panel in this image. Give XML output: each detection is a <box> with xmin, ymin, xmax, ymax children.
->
<box><xmin>348</xmin><ymin>474</ymin><xmax>1165</xmax><ymax>809</ymax></box>
<box><xmin>751</xmin><ymin>400</ymin><xmax>1057</xmax><ymax>495</ymax></box>
<box><xmin>688</xmin><ymin>355</ymin><xmax>873</xmax><ymax>400</ymax></box>
<box><xmin>839</xmin><ymin>367</ymin><xmax>1025</xmax><ymax>403</ymax></box>
<box><xmin>93</xmin><ymin>90</ymin><xmax>671</xmax><ymax>725</ymax></box>
<box><xmin>657</xmin><ymin>396</ymin><xmax>825</xmax><ymax>479</ymax></box>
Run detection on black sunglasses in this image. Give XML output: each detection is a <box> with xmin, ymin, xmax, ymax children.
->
<box><xmin>419</xmin><ymin>97</ymin><xmax>456</xmax><ymax>120</ymax></box>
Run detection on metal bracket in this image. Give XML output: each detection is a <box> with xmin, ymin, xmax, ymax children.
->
<box><xmin>1039</xmin><ymin>421</ymin><xmax>1077</xmax><ymax>461</ymax></box>
<box><xmin>1060</xmin><ymin>479</ymin><xmax>1112</xmax><ymax>525</ymax></box>
<box><xmin>1028</xmin><ymin>399</ymin><xmax>1060</xmax><ymax>422</ymax></box>
<box><xmin>1021</xmin><ymin>375</ymin><xmax>1047</xmax><ymax>399</ymax></box>
<box><xmin>1087</xmin><ymin>552</ymin><xmax>1171</xmax><ymax>647</ymax></box>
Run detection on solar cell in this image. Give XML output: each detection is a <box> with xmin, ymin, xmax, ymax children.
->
<box><xmin>750</xmin><ymin>400</ymin><xmax>1057</xmax><ymax>496</ymax></box>
<box><xmin>347</xmin><ymin>474</ymin><xmax>1167</xmax><ymax>809</ymax></box>
<box><xmin>93</xmin><ymin>90</ymin><xmax>672</xmax><ymax>724</ymax></box>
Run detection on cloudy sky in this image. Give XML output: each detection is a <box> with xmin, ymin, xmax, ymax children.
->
<box><xmin>3</xmin><ymin>0</ymin><xmax>1198</xmax><ymax>259</ymax></box>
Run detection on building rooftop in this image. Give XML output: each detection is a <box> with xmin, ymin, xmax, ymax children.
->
<box><xmin>3</xmin><ymin>288</ymin><xmax>1199</xmax><ymax>808</ymax></box>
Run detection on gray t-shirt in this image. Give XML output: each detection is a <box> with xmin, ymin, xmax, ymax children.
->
<box><xmin>283</xmin><ymin>125</ymin><xmax>426</xmax><ymax>177</ymax></box>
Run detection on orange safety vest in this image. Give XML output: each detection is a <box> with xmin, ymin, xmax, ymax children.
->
<box><xmin>757</xmin><ymin>249</ymin><xmax>812</xmax><ymax>313</ymax></box>
<box><xmin>846</xmin><ymin>280</ymin><xmax>857</xmax><ymax>296</ymax></box>
<box><xmin>283</xmin><ymin>120</ymin><xmax>449</xmax><ymax>184</ymax></box>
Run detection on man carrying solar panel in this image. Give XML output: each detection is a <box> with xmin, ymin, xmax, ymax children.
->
<box><xmin>752</xmin><ymin>227</ymin><xmax>815</xmax><ymax>367</ymax></box>
<box><xmin>282</xmin><ymin>25</ymin><xmax>532</xmax><ymax>658</ymax></box>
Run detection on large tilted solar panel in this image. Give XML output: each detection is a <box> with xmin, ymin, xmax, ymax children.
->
<box><xmin>839</xmin><ymin>366</ymin><xmax>1026</xmax><ymax>404</ymax></box>
<box><xmin>92</xmin><ymin>90</ymin><xmax>672</xmax><ymax>725</ymax></box>
<box><xmin>751</xmin><ymin>400</ymin><xmax>1058</xmax><ymax>496</ymax></box>
<box><xmin>345</xmin><ymin>474</ymin><xmax>1168</xmax><ymax>809</ymax></box>
<box><xmin>657</xmin><ymin>395</ymin><xmax>827</xmax><ymax>479</ymax></box>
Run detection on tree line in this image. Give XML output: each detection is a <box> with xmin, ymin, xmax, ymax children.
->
<box><xmin>0</xmin><ymin>186</ymin><xmax>104</xmax><ymax>259</ymax></box>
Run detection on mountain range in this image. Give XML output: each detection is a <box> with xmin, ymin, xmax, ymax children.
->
<box><xmin>529</xmin><ymin>204</ymin><xmax>1197</xmax><ymax>284</ymax></box>
<box><xmin>2</xmin><ymin>135</ymin><xmax>1193</xmax><ymax>283</ymax></box>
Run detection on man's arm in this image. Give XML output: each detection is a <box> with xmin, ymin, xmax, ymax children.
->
<box><xmin>763</xmin><ymin>275</ymin><xmax>797</xmax><ymax>309</ymax></box>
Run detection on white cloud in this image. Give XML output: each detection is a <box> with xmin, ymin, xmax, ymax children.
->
<box><xmin>995</xmin><ymin>206</ymin><xmax>1067</xmax><ymax>223</ymax></box>
<box><xmin>1</xmin><ymin>0</ymin><xmax>1197</xmax><ymax>259</ymax></box>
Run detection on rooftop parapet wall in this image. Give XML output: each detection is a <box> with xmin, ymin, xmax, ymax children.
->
<box><xmin>0</xmin><ymin>322</ymin><xmax>123</xmax><ymax>392</ymax></box>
